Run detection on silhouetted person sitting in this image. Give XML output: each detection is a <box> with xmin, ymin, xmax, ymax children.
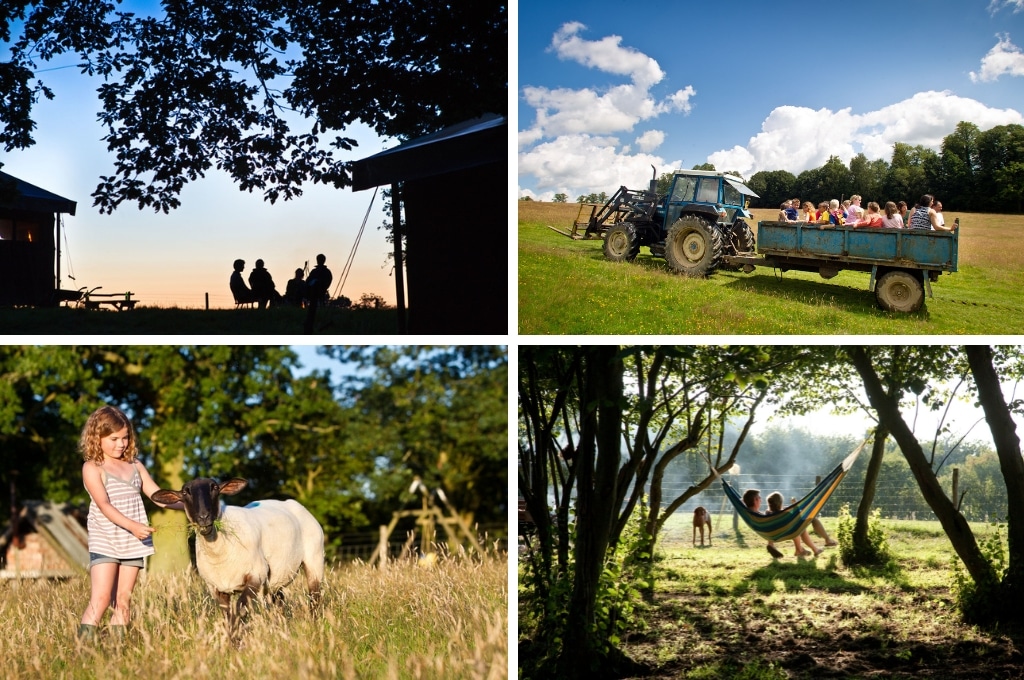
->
<box><xmin>285</xmin><ymin>268</ymin><xmax>306</xmax><ymax>307</ymax></box>
<box><xmin>306</xmin><ymin>254</ymin><xmax>333</xmax><ymax>304</ymax></box>
<box><xmin>303</xmin><ymin>253</ymin><xmax>334</xmax><ymax>334</ymax></box>
<box><xmin>230</xmin><ymin>259</ymin><xmax>258</xmax><ymax>306</ymax></box>
<box><xmin>248</xmin><ymin>258</ymin><xmax>282</xmax><ymax>309</ymax></box>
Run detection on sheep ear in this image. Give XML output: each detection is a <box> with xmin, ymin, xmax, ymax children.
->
<box><xmin>151</xmin><ymin>489</ymin><xmax>182</xmax><ymax>505</ymax></box>
<box><xmin>219</xmin><ymin>478</ymin><xmax>248</xmax><ymax>496</ymax></box>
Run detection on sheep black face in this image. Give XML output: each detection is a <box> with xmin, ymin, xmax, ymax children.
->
<box><xmin>153</xmin><ymin>477</ymin><xmax>248</xmax><ymax>537</ymax></box>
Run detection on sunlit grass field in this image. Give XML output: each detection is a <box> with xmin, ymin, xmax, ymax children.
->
<box><xmin>518</xmin><ymin>202</ymin><xmax>1024</xmax><ymax>335</ymax></box>
<box><xmin>1</xmin><ymin>553</ymin><xmax>507</xmax><ymax>680</ymax></box>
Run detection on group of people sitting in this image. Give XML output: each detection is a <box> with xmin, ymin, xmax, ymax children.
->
<box><xmin>230</xmin><ymin>254</ymin><xmax>333</xmax><ymax>309</ymax></box>
<box><xmin>776</xmin><ymin>193</ymin><xmax>956</xmax><ymax>231</ymax></box>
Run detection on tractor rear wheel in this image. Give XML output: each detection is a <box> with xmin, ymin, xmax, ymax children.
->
<box><xmin>603</xmin><ymin>223</ymin><xmax>640</xmax><ymax>262</ymax></box>
<box><xmin>876</xmin><ymin>270</ymin><xmax>924</xmax><ymax>312</ymax></box>
<box><xmin>730</xmin><ymin>219</ymin><xmax>756</xmax><ymax>254</ymax></box>
<box><xmin>719</xmin><ymin>219</ymin><xmax>757</xmax><ymax>270</ymax></box>
<box><xmin>664</xmin><ymin>215</ymin><xmax>722</xmax><ymax>277</ymax></box>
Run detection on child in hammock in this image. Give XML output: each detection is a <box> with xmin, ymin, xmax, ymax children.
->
<box><xmin>742</xmin><ymin>488</ymin><xmax>821</xmax><ymax>558</ymax></box>
<box><xmin>766</xmin><ymin>492</ymin><xmax>822</xmax><ymax>557</ymax></box>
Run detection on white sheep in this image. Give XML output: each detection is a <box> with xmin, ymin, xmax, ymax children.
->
<box><xmin>152</xmin><ymin>477</ymin><xmax>324</xmax><ymax>634</ymax></box>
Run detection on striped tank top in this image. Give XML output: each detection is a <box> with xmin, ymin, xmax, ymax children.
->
<box><xmin>87</xmin><ymin>461</ymin><xmax>155</xmax><ymax>559</ymax></box>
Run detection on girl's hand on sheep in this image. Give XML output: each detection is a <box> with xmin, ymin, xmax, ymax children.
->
<box><xmin>129</xmin><ymin>522</ymin><xmax>156</xmax><ymax>540</ymax></box>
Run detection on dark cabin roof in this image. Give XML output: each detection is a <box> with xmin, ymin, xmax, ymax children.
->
<box><xmin>0</xmin><ymin>170</ymin><xmax>77</xmax><ymax>216</ymax></box>
<box><xmin>351</xmin><ymin>114</ymin><xmax>506</xmax><ymax>191</ymax></box>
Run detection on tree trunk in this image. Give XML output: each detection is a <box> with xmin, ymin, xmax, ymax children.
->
<box><xmin>848</xmin><ymin>347</ymin><xmax>996</xmax><ymax>586</ymax></box>
<box><xmin>965</xmin><ymin>346</ymin><xmax>1024</xmax><ymax>610</ymax></box>
<box><xmin>561</xmin><ymin>346</ymin><xmax>624</xmax><ymax>675</ymax></box>
<box><xmin>852</xmin><ymin>424</ymin><xmax>888</xmax><ymax>558</ymax></box>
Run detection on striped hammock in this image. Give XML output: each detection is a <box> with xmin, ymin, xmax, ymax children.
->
<box><xmin>720</xmin><ymin>439</ymin><xmax>868</xmax><ymax>542</ymax></box>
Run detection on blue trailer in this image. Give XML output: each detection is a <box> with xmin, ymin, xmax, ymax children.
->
<box><xmin>723</xmin><ymin>221</ymin><xmax>959</xmax><ymax>312</ymax></box>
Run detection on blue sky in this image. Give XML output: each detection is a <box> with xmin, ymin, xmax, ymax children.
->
<box><xmin>517</xmin><ymin>0</ymin><xmax>1024</xmax><ymax>200</ymax></box>
<box><xmin>1</xmin><ymin>3</ymin><xmax>402</xmax><ymax>309</ymax></box>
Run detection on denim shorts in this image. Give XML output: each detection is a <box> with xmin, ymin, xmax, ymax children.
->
<box><xmin>89</xmin><ymin>552</ymin><xmax>145</xmax><ymax>569</ymax></box>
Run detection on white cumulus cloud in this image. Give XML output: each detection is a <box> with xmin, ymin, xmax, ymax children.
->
<box><xmin>707</xmin><ymin>90</ymin><xmax>1024</xmax><ymax>177</ymax></box>
<box><xmin>519</xmin><ymin>23</ymin><xmax>696</xmax><ymax>198</ymax></box>
<box><xmin>519</xmin><ymin>134</ymin><xmax>681</xmax><ymax>201</ymax></box>
<box><xmin>550</xmin><ymin>21</ymin><xmax>665</xmax><ymax>89</ymax></box>
<box><xmin>635</xmin><ymin>130</ymin><xmax>666</xmax><ymax>152</ymax></box>
<box><xmin>970</xmin><ymin>34</ymin><xmax>1024</xmax><ymax>82</ymax></box>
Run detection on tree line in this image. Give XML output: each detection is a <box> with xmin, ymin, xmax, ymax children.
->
<box><xmin>744</xmin><ymin>121</ymin><xmax>1024</xmax><ymax>214</ymax></box>
<box><xmin>521</xmin><ymin>121</ymin><xmax>1024</xmax><ymax>213</ymax></box>
<box><xmin>0</xmin><ymin>346</ymin><xmax>507</xmax><ymax>562</ymax></box>
<box><xmin>519</xmin><ymin>346</ymin><xmax>1024</xmax><ymax>678</ymax></box>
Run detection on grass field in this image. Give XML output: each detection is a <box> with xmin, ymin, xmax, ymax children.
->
<box><xmin>521</xmin><ymin>516</ymin><xmax>1020</xmax><ymax>679</ymax></box>
<box><xmin>518</xmin><ymin>202</ymin><xmax>1024</xmax><ymax>335</ymax></box>
<box><xmin>1</xmin><ymin>553</ymin><xmax>507</xmax><ymax>680</ymax></box>
<box><xmin>0</xmin><ymin>305</ymin><xmax>400</xmax><ymax>335</ymax></box>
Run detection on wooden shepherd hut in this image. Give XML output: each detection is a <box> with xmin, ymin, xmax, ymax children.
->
<box><xmin>0</xmin><ymin>171</ymin><xmax>78</xmax><ymax>306</ymax></box>
<box><xmin>350</xmin><ymin>114</ymin><xmax>506</xmax><ymax>334</ymax></box>
<box><xmin>0</xmin><ymin>501</ymin><xmax>90</xmax><ymax>579</ymax></box>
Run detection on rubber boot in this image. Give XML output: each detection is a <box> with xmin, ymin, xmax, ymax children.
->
<box><xmin>77</xmin><ymin>623</ymin><xmax>98</xmax><ymax>641</ymax></box>
<box><xmin>108</xmin><ymin>625</ymin><xmax>127</xmax><ymax>644</ymax></box>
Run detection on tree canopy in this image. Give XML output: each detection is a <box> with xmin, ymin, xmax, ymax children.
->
<box><xmin>0</xmin><ymin>345</ymin><xmax>507</xmax><ymax>560</ymax></box>
<box><xmin>743</xmin><ymin>122</ymin><xmax>1024</xmax><ymax>213</ymax></box>
<box><xmin>0</xmin><ymin>1</ymin><xmax>507</xmax><ymax>212</ymax></box>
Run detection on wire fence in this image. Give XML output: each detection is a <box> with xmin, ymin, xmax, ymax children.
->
<box><xmin>657</xmin><ymin>471</ymin><xmax>985</xmax><ymax>524</ymax></box>
<box><xmin>332</xmin><ymin>522</ymin><xmax>507</xmax><ymax>562</ymax></box>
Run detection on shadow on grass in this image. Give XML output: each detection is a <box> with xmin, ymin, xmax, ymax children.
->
<box><xmin>734</xmin><ymin>553</ymin><xmax>869</xmax><ymax>597</ymax></box>
<box><xmin>722</xmin><ymin>272</ymin><xmax>943</xmax><ymax>321</ymax></box>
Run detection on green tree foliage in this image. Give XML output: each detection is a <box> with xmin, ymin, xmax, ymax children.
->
<box><xmin>0</xmin><ymin>1</ymin><xmax>507</xmax><ymax>212</ymax></box>
<box><xmin>0</xmin><ymin>345</ymin><xmax>507</xmax><ymax>561</ymax></box>
<box><xmin>655</xmin><ymin>172</ymin><xmax>678</xmax><ymax>196</ymax></box>
<box><xmin>847</xmin><ymin>345</ymin><xmax>1024</xmax><ymax>624</ymax></box>
<box><xmin>742</xmin><ymin>122</ymin><xmax>1024</xmax><ymax>213</ymax></box>
<box><xmin>323</xmin><ymin>346</ymin><xmax>507</xmax><ymax>527</ymax></box>
<box><xmin>747</xmin><ymin>169</ymin><xmax>796</xmax><ymax>209</ymax></box>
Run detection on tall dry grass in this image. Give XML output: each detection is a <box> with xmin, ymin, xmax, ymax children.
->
<box><xmin>0</xmin><ymin>552</ymin><xmax>507</xmax><ymax>680</ymax></box>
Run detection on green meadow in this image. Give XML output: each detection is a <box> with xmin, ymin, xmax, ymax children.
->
<box><xmin>519</xmin><ymin>202</ymin><xmax>1024</xmax><ymax>335</ymax></box>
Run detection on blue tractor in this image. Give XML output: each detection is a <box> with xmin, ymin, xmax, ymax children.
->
<box><xmin>553</xmin><ymin>168</ymin><xmax>760</xmax><ymax>276</ymax></box>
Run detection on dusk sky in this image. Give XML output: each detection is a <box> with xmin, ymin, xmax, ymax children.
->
<box><xmin>518</xmin><ymin>0</ymin><xmax>1024</xmax><ymax>201</ymax></box>
<box><xmin>2</xmin><ymin>7</ymin><xmax>404</xmax><ymax>309</ymax></box>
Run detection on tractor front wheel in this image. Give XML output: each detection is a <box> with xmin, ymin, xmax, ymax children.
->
<box><xmin>664</xmin><ymin>216</ymin><xmax>722</xmax><ymax>277</ymax></box>
<box><xmin>603</xmin><ymin>223</ymin><xmax>640</xmax><ymax>262</ymax></box>
<box><xmin>876</xmin><ymin>270</ymin><xmax>924</xmax><ymax>312</ymax></box>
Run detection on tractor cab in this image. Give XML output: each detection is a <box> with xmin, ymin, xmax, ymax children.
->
<box><xmin>658</xmin><ymin>170</ymin><xmax>759</xmax><ymax>230</ymax></box>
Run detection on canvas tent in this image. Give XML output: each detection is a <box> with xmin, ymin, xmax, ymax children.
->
<box><xmin>0</xmin><ymin>171</ymin><xmax>78</xmax><ymax>306</ymax></box>
<box><xmin>351</xmin><ymin>114</ymin><xmax>506</xmax><ymax>334</ymax></box>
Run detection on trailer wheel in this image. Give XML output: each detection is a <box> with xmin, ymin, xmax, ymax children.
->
<box><xmin>664</xmin><ymin>216</ymin><xmax>722</xmax><ymax>277</ymax></box>
<box><xmin>876</xmin><ymin>270</ymin><xmax>924</xmax><ymax>313</ymax></box>
<box><xmin>603</xmin><ymin>223</ymin><xmax>640</xmax><ymax>262</ymax></box>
